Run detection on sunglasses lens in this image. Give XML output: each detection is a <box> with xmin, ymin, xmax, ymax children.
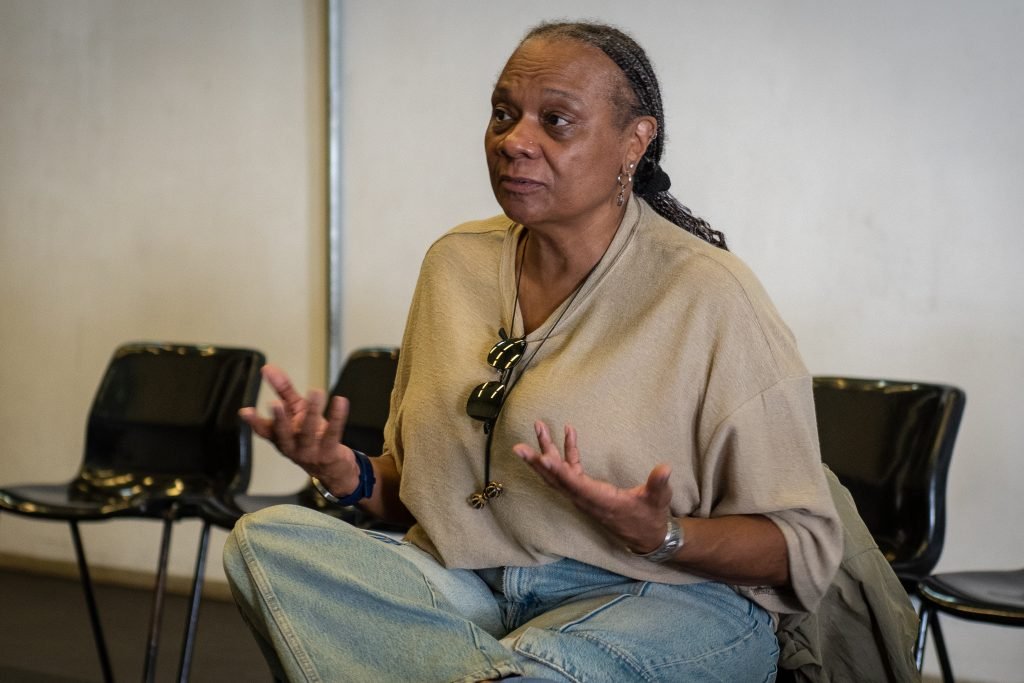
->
<box><xmin>466</xmin><ymin>380</ymin><xmax>506</xmax><ymax>421</ymax></box>
<box><xmin>487</xmin><ymin>337</ymin><xmax>527</xmax><ymax>371</ymax></box>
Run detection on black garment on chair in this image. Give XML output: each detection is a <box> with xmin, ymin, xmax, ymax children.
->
<box><xmin>0</xmin><ymin>342</ymin><xmax>264</xmax><ymax>683</ymax></box>
<box><xmin>811</xmin><ymin>377</ymin><xmax>965</xmax><ymax>675</ymax></box>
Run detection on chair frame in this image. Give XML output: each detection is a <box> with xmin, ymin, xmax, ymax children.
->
<box><xmin>0</xmin><ymin>342</ymin><xmax>264</xmax><ymax>683</ymax></box>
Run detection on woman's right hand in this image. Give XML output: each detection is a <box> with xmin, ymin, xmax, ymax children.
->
<box><xmin>238</xmin><ymin>364</ymin><xmax>361</xmax><ymax>496</ymax></box>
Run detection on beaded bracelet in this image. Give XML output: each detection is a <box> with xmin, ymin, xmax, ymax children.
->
<box><xmin>310</xmin><ymin>449</ymin><xmax>376</xmax><ymax>506</ymax></box>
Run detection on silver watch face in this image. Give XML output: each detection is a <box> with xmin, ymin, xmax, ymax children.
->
<box><xmin>311</xmin><ymin>476</ymin><xmax>340</xmax><ymax>504</ymax></box>
<box><xmin>631</xmin><ymin>517</ymin><xmax>683</xmax><ymax>562</ymax></box>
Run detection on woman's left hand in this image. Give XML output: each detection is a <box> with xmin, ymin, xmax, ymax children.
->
<box><xmin>512</xmin><ymin>420</ymin><xmax>673</xmax><ymax>554</ymax></box>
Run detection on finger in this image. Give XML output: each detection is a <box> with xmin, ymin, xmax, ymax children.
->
<box><xmin>238</xmin><ymin>406</ymin><xmax>261</xmax><ymax>428</ymax></box>
<box><xmin>322</xmin><ymin>396</ymin><xmax>350</xmax><ymax>448</ymax></box>
<box><xmin>533</xmin><ymin>420</ymin><xmax>549</xmax><ymax>449</ymax></box>
<box><xmin>296</xmin><ymin>389</ymin><xmax>327</xmax><ymax>449</ymax></box>
<box><xmin>270</xmin><ymin>402</ymin><xmax>295</xmax><ymax>453</ymax></box>
<box><xmin>513</xmin><ymin>442</ymin><xmax>549</xmax><ymax>469</ymax></box>
<box><xmin>534</xmin><ymin>421</ymin><xmax>562</xmax><ymax>459</ymax></box>
<box><xmin>512</xmin><ymin>442</ymin><xmax>567</xmax><ymax>489</ymax></box>
<box><xmin>261</xmin><ymin>365</ymin><xmax>307</xmax><ymax>418</ymax></box>
<box><xmin>512</xmin><ymin>443</ymin><xmax>537</xmax><ymax>465</ymax></box>
<box><xmin>563</xmin><ymin>424</ymin><xmax>581</xmax><ymax>467</ymax></box>
<box><xmin>537</xmin><ymin>421</ymin><xmax>576</xmax><ymax>481</ymax></box>
<box><xmin>644</xmin><ymin>463</ymin><xmax>674</xmax><ymax>505</ymax></box>
<box><xmin>239</xmin><ymin>407</ymin><xmax>275</xmax><ymax>440</ymax></box>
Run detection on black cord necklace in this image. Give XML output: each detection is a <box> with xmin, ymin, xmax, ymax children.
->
<box><xmin>468</xmin><ymin>229</ymin><xmax>605</xmax><ymax>508</ymax></box>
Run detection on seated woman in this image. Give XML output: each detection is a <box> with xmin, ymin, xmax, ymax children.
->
<box><xmin>226</xmin><ymin>20</ymin><xmax>842</xmax><ymax>682</ymax></box>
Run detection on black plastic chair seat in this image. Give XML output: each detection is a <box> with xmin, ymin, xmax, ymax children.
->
<box><xmin>919</xmin><ymin>569</ymin><xmax>1024</xmax><ymax>626</ymax></box>
<box><xmin>0</xmin><ymin>484</ymin><xmax>141</xmax><ymax>520</ymax></box>
<box><xmin>0</xmin><ymin>474</ymin><xmax>228</xmax><ymax>521</ymax></box>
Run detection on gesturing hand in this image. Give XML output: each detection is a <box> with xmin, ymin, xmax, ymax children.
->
<box><xmin>512</xmin><ymin>420</ymin><xmax>674</xmax><ymax>554</ymax></box>
<box><xmin>238</xmin><ymin>365</ymin><xmax>359</xmax><ymax>494</ymax></box>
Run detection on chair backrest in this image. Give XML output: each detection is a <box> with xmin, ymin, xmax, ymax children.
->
<box><xmin>327</xmin><ymin>347</ymin><xmax>399</xmax><ymax>455</ymax></box>
<box><xmin>78</xmin><ymin>342</ymin><xmax>264</xmax><ymax>502</ymax></box>
<box><xmin>812</xmin><ymin>377</ymin><xmax>965</xmax><ymax>583</ymax></box>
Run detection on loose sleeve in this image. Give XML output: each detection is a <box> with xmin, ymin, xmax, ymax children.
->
<box><xmin>700</xmin><ymin>375</ymin><xmax>843</xmax><ymax>613</ymax></box>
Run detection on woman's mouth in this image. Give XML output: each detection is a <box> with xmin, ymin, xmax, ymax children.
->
<box><xmin>499</xmin><ymin>175</ymin><xmax>544</xmax><ymax>193</ymax></box>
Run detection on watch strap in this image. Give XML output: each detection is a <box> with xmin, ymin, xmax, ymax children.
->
<box><xmin>311</xmin><ymin>449</ymin><xmax>375</xmax><ymax>506</ymax></box>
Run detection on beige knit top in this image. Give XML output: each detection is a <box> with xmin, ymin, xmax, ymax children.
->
<box><xmin>386</xmin><ymin>197</ymin><xmax>842</xmax><ymax>614</ymax></box>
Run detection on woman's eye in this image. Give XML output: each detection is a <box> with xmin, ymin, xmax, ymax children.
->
<box><xmin>544</xmin><ymin>112</ymin><xmax>570</xmax><ymax>127</ymax></box>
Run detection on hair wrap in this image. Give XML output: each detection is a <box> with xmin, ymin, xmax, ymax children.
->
<box><xmin>635</xmin><ymin>161</ymin><xmax>672</xmax><ymax>195</ymax></box>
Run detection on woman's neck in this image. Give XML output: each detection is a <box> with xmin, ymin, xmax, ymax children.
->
<box><xmin>516</xmin><ymin>202</ymin><xmax>626</xmax><ymax>334</ymax></box>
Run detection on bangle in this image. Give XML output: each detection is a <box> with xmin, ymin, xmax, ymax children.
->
<box><xmin>311</xmin><ymin>450</ymin><xmax>376</xmax><ymax>506</ymax></box>
<box><xmin>627</xmin><ymin>517</ymin><xmax>684</xmax><ymax>563</ymax></box>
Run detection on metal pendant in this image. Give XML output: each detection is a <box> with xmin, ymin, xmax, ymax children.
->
<box><xmin>468</xmin><ymin>481</ymin><xmax>504</xmax><ymax>509</ymax></box>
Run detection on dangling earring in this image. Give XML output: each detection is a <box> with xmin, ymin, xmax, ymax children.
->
<box><xmin>616</xmin><ymin>162</ymin><xmax>635</xmax><ymax>207</ymax></box>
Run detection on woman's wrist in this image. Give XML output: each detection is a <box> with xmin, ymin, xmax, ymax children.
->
<box><xmin>627</xmin><ymin>516</ymin><xmax>685</xmax><ymax>563</ymax></box>
<box><xmin>309</xmin><ymin>449</ymin><xmax>361</xmax><ymax>496</ymax></box>
<box><xmin>311</xmin><ymin>449</ymin><xmax>376</xmax><ymax>506</ymax></box>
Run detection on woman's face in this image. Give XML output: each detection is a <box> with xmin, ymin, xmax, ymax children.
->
<box><xmin>485</xmin><ymin>38</ymin><xmax>651</xmax><ymax>231</ymax></box>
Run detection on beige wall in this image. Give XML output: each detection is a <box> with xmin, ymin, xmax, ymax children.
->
<box><xmin>0</xmin><ymin>0</ymin><xmax>325</xmax><ymax>582</ymax></box>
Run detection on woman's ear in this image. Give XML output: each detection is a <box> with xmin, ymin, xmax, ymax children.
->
<box><xmin>629</xmin><ymin>116</ymin><xmax>658</xmax><ymax>163</ymax></box>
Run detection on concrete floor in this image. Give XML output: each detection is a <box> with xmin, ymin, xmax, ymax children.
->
<box><xmin>0</xmin><ymin>568</ymin><xmax>269</xmax><ymax>683</ymax></box>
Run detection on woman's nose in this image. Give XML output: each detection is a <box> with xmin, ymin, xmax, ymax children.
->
<box><xmin>497</xmin><ymin>119</ymin><xmax>540</xmax><ymax>158</ymax></box>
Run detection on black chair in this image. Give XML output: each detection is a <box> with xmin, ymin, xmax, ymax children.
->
<box><xmin>180</xmin><ymin>347</ymin><xmax>403</xmax><ymax>679</ymax></box>
<box><xmin>0</xmin><ymin>342</ymin><xmax>264</xmax><ymax>683</ymax></box>
<box><xmin>917</xmin><ymin>566</ymin><xmax>1024</xmax><ymax>682</ymax></box>
<box><xmin>198</xmin><ymin>346</ymin><xmax>400</xmax><ymax>529</ymax></box>
<box><xmin>811</xmin><ymin>377</ymin><xmax>966</xmax><ymax>674</ymax></box>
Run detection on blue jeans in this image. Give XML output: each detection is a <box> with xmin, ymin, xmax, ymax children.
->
<box><xmin>223</xmin><ymin>505</ymin><xmax>778</xmax><ymax>682</ymax></box>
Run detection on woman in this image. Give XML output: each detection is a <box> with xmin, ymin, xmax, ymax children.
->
<box><xmin>226</xmin><ymin>21</ymin><xmax>841</xmax><ymax>682</ymax></box>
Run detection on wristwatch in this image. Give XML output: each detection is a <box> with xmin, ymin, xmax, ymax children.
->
<box><xmin>310</xmin><ymin>449</ymin><xmax>375</xmax><ymax>507</ymax></box>
<box><xmin>628</xmin><ymin>517</ymin><xmax>684</xmax><ymax>563</ymax></box>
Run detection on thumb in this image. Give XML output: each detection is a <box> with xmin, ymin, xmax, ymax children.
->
<box><xmin>644</xmin><ymin>463</ymin><xmax>673</xmax><ymax>503</ymax></box>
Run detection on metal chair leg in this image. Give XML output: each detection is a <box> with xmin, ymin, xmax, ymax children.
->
<box><xmin>930</xmin><ymin>611</ymin><xmax>954</xmax><ymax>683</ymax></box>
<box><xmin>916</xmin><ymin>602</ymin><xmax>955</xmax><ymax>683</ymax></box>
<box><xmin>142</xmin><ymin>507</ymin><xmax>177</xmax><ymax>683</ymax></box>
<box><xmin>915</xmin><ymin>601</ymin><xmax>930</xmax><ymax>670</ymax></box>
<box><xmin>70</xmin><ymin>520</ymin><xmax>115</xmax><ymax>683</ymax></box>
<box><xmin>177</xmin><ymin>520</ymin><xmax>211</xmax><ymax>683</ymax></box>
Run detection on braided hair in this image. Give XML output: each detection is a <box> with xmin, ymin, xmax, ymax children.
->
<box><xmin>520</xmin><ymin>21</ymin><xmax>728</xmax><ymax>250</ymax></box>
